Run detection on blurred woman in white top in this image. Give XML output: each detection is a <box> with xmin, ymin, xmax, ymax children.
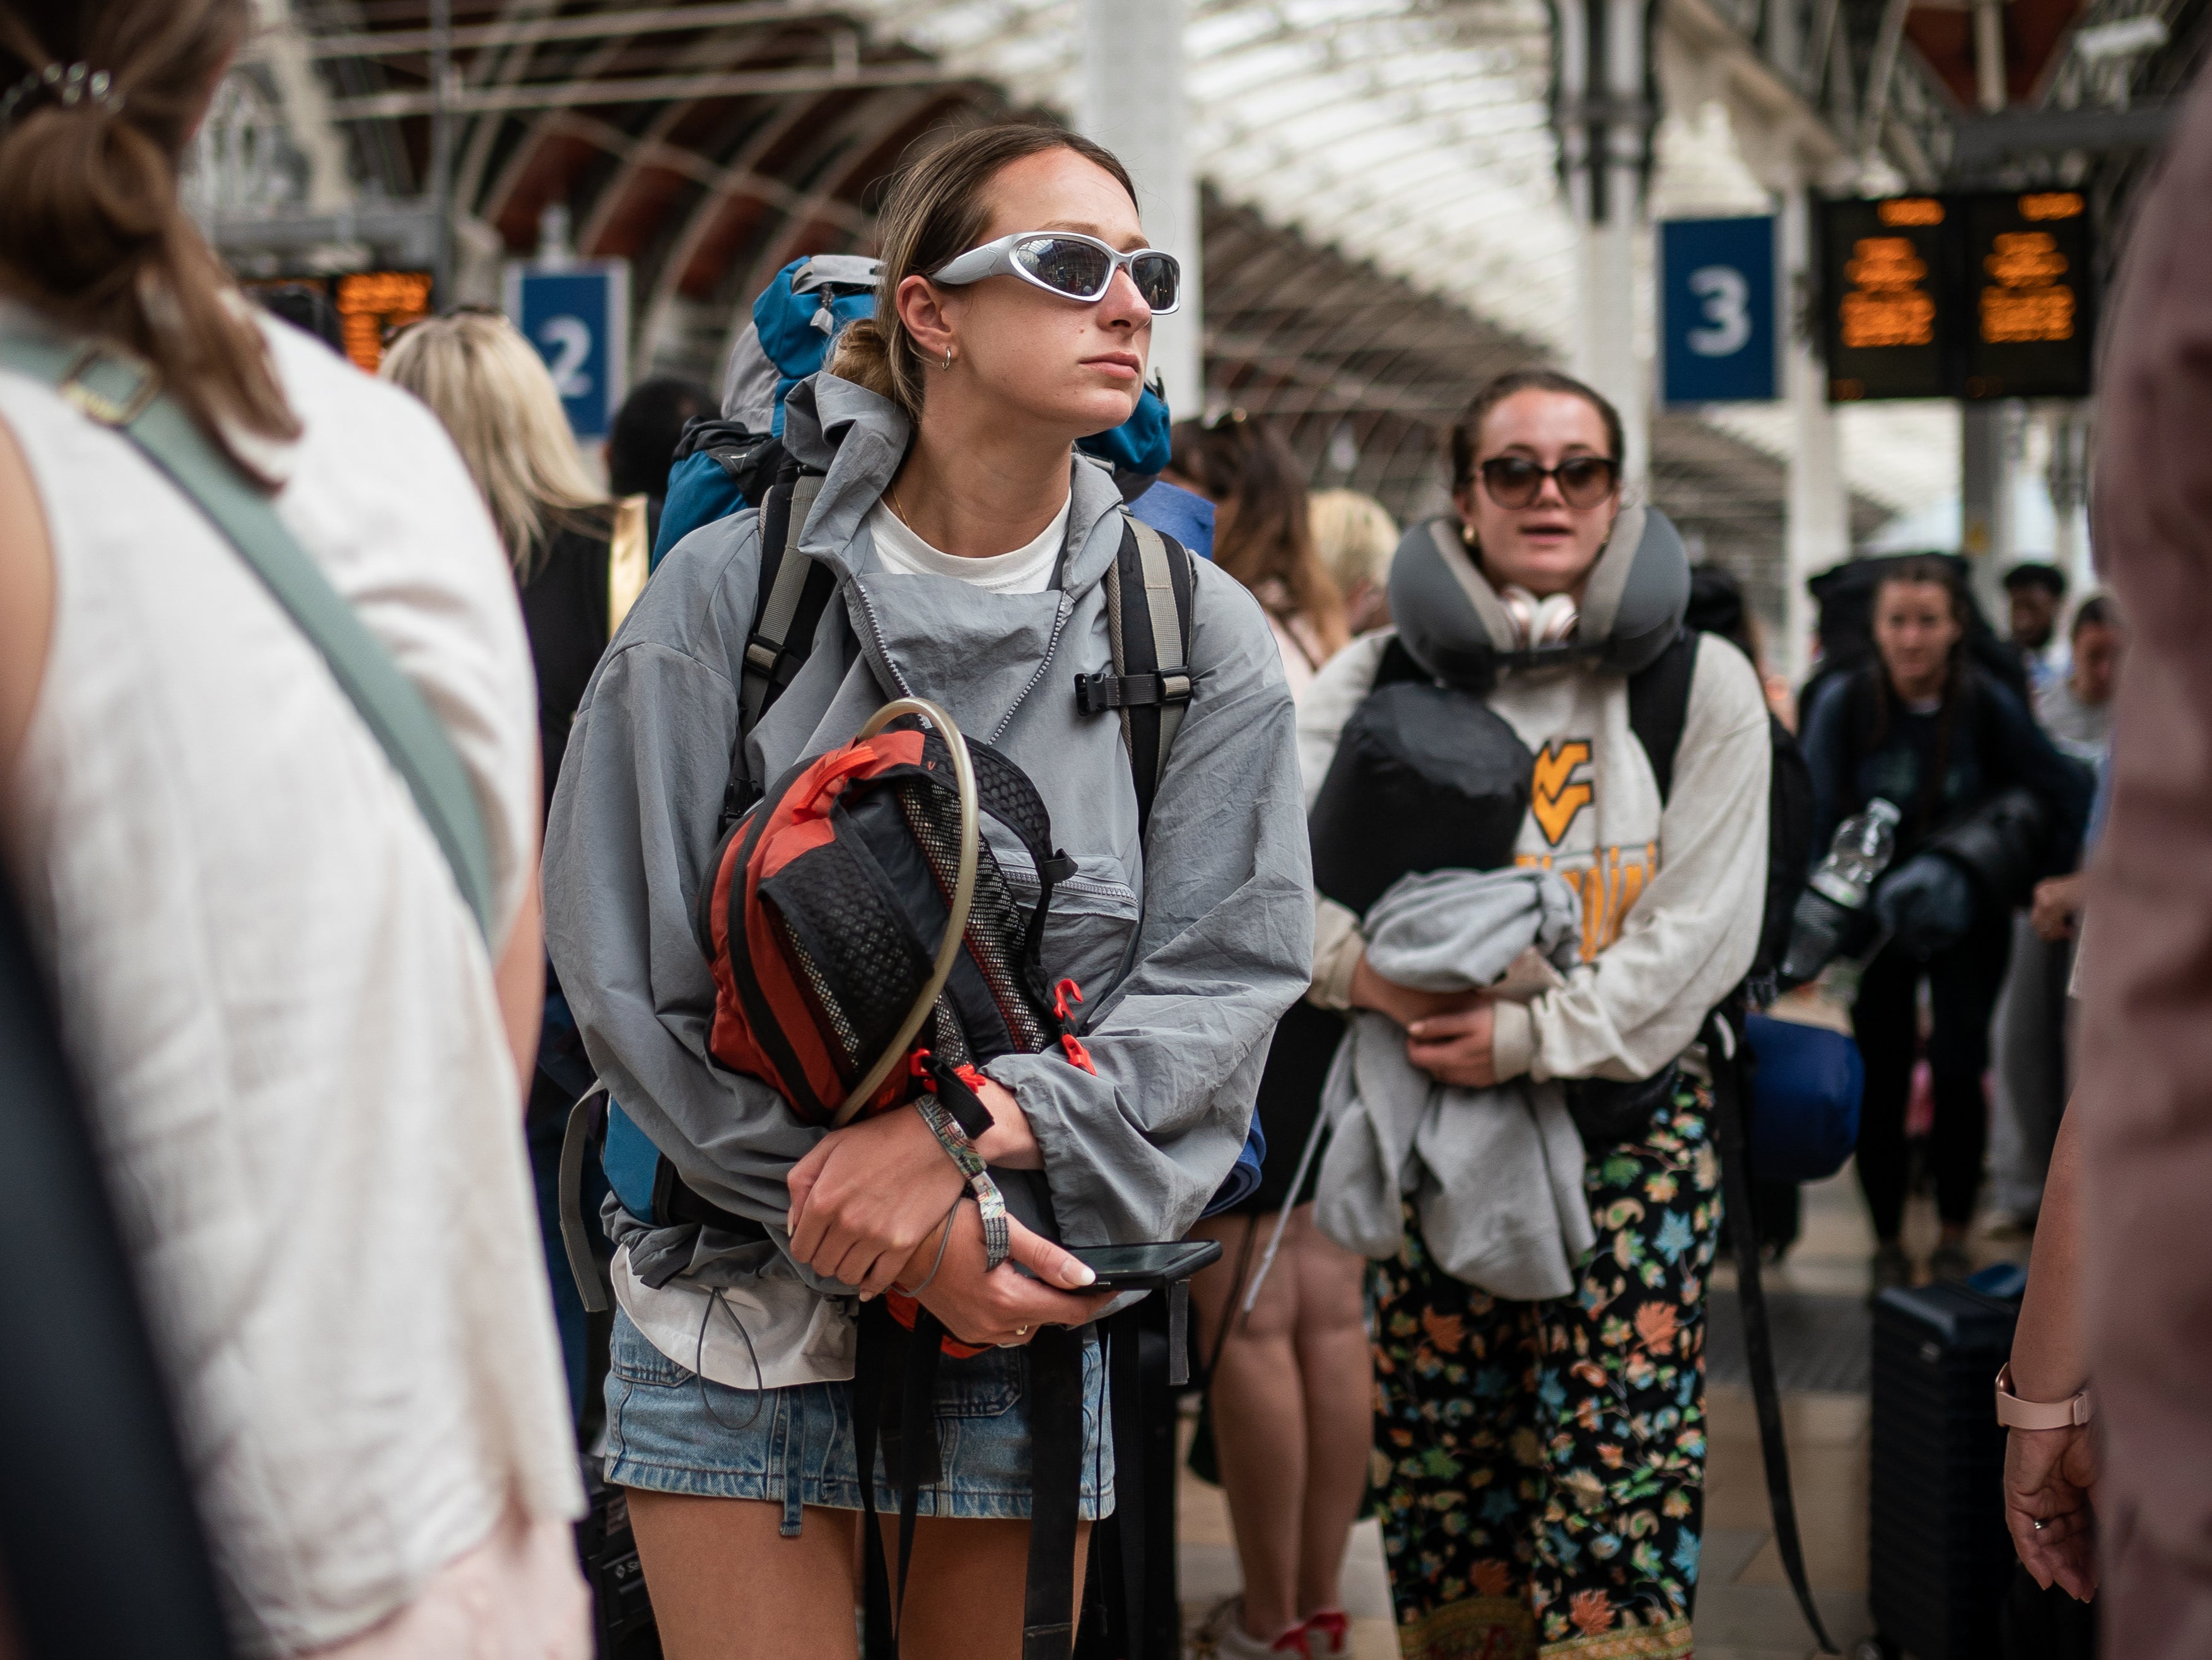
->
<box><xmin>0</xmin><ymin>2</ymin><xmax>585</xmax><ymax>1656</ymax></box>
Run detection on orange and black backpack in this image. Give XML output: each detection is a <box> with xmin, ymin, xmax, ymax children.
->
<box><xmin>695</xmin><ymin>701</ymin><xmax>1097</xmax><ymax>1143</ymax></box>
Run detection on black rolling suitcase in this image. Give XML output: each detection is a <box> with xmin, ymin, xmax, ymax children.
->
<box><xmin>578</xmin><ymin>1455</ymin><xmax>662</xmax><ymax>1659</ymax></box>
<box><xmin>1865</xmin><ymin>1282</ymin><xmax>2019</xmax><ymax>1660</ymax></box>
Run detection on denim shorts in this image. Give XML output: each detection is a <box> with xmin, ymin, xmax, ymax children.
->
<box><xmin>604</xmin><ymin>1307</ymin><xmax>1114</xmax><ymax>1528</ymax></box>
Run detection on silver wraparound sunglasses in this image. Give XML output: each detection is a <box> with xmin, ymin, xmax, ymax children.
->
<box><xmin>928</xmin><ymin>231</ymin><xmax>1181</xmax><ymax>313</ymax></box>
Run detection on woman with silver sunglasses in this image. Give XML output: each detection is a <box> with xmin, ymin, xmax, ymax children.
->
<box><xmin>542</xmin><ymin>124</ymin><xmax>1312</xmax><ymax>1659</ymax></box>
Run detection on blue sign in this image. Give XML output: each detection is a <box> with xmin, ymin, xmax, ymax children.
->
<box><xmin>1659</xmin><ymin>216</ymin><xmax>1778</xmax><ymax>405</ymax></box>
<box><xmin>505</xmin><ymin>261</ymin><xmax>630</xmax><ymax>440</ymax></box>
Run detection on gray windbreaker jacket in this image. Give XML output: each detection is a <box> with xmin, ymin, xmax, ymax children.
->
<box><xmin>543</xmin><ymin>373</ymin><xmax>1313</xmax><ymax>1320</ymax></box>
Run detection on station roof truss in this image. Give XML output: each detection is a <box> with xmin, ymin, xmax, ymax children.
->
<box><xmin>246</xmin><ymin>0</ymin><xmax>1887</xmax><ymax>622</ymax></box>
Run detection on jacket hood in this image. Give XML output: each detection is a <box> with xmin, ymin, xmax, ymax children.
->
<box><xmin>1388</xmin><ymin>502</ymin><xmax>1691</xmax><ymax>689</ymax></box>
<box><xmin>779</xmin><ymin>371</ymin><xmax>1131</xmax><ymax>598</ymax></box>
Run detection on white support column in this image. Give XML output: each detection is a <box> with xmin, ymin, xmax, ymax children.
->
<box><xmin>1780</xmin><ymin>185</ymin><xmax>1849</xmax><ymax>681</ymax></box>
<box><xmin>2044</xmin><ymin>402</ymin><xmax>2093</xmax><ymax>592</ymax></box>
<box><xmin>1960</xmin><ymin>400</ymin><xmax>2015</xmax><ymax>617</ymax></box>
<box><xmin>1565</xmin><ymin>0</ymin><xmax>1653</xmax><ymax>488</ymax></box>
<box><xmin>254</xmin><ymin>0</ymin><xmax>354</xmax><ymax>211</ymax></box>
<box><xmin>1079</xmin><ymin>0</ymin><xmax>1204</xmax><ymax>417</ymax></box>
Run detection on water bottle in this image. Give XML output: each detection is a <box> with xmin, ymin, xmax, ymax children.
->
<box><xmin>1780</xmin><ymin>799</ymin><xmax>1902</xmax><ymax>986</ymax></box>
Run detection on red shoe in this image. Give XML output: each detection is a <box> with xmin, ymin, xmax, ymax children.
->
<box><xmin>1297</xmin><ymin>1608</ymin><xmax>1352</xmax><ymax>1658</ymax></box>
<box><xmin>1195</xmin><ymin>1598</ymin><xmax>1316</xmax><ymax>1657</ymax></box>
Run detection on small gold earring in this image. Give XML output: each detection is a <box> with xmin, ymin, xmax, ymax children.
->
<box><xmin>942</xmin><ymin>345</ymin><xmax>954</xmax><ymax>371</ymax></box>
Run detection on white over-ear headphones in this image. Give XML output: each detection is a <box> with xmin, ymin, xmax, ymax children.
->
<box><xmin>1501</xmin><ymin>585</ymin><xmax>1580</xmax><ymax>648</ymax></box>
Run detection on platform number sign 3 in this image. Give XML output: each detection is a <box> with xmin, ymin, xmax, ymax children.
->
<box><xmin>504</xmin><ymin>262</ymin><xmax>631</xmax><ymax>442</ymax></box>
<box><xmin>1687</xmin><ymin>266</ymin><xmax>1753</xmax><ymax>357</ymax></box>
<box><xmin>1661</xmin><ymin>217</ymin><xmax>1779</xmax><ymax>405</ymax></box>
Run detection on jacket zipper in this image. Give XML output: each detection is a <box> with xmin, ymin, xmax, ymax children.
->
<box><xmin>1004</xmin><ymin>863</ymin><xmax>1139</xmax><ymax>910</ymax></box>
<box><xmin>988</xmin><ymin>592</ymin><xmax>1074</xmax><ymax>744</ymax></box>
<box><xmin>841</xmin><ymin>577</ymin><xmax>915</xmax><ymax>698</ymax></box>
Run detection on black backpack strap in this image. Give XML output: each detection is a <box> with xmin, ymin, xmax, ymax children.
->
<box><xmin>853</xmin><ymin>1305</ymin><xmax>1086</xmax><ymax>1660</ymax></box>
<box><xmin>1372</xmin><ymin>634</ymin><xmax>1431</xmax><ymax>689</ymax></box>
<box><xmin>1022</xmin><ymin>1326</ymin><xmax>1087</xmax><ymax>1659</ymax></box>
<box><xmin>1706</xmin><ymin>1008</ymin><xmax>1840</xmax><ymax>1655</ymax></box>
<box><xmin>558</xmin><ymin>1089</ymin><xmax>612</xmax><ymax>1315</ymax></box>
<box><xmin>1075</xmin><ymin>515</ymin><xmax>1195</xmax><ymax>840</ymax></box>
<box><xmin>738</xmin><ymin>468</ymin><xmax>833</xmax><ymax>732</ymax></box>
<box><xmin>1627</xmin><ymin>627</ymin><xmax>1699</xmax><ymax>807</ymax></box>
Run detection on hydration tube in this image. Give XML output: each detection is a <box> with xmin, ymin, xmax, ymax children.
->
<box><xmin>830</xmin><ymin>698</ymin><xmax>981</xmax><ymax>1128</ymax></box>
<box><xmin>1239</xmin><ymin>1102</ymin><xmax>1333</xmax><ymax>1316</ymax></box>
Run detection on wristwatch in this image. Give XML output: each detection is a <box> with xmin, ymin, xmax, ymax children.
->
<box><xmin>1994</xmin><ymin>1362</ymin><xmax>2093</xmax><ymax>1429</ymax></box>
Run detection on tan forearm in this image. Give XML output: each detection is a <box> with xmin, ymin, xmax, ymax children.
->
<box><xmin>495</xmin><ymin>861</ymin><xmax>544</xmax><ymax>1107</ymax></box>
<box><xmin>2010</xmin><ymin>1096</ymin><xmax>2088</xmax><ymax>1400</ymax></box>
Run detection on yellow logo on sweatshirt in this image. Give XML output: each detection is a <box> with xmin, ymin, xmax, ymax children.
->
<box><xmin>1531</xmin><ymin>739</ymin><xmax>1594</xmax><ymax>846</ymax></box>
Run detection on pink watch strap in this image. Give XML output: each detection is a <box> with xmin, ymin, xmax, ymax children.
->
<box><xmin>1994</xmin><ymin>1362</ymin><xmax>2093</xmax><ymax>1429</ymax></box>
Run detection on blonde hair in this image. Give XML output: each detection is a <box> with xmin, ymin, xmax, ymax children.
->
<box><xmin>829</xmin><ymin>121</ymin><xmax>1138</xmax><ymax>421</ymax></box>
<box><xmin>380</xmin><ymin>310</ymin><xmax>606</xmax><ymax>575</ymax></box>
<box><xmin>1308</xmin><ymin>489</ymin><xmax>1399</xmax><ymax>597</ymax></box>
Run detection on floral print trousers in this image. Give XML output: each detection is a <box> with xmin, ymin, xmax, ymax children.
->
<box><xmin>1371</xmin><ymin>1082</ymin><xmax>1722</xmax><ymax>1660</ymax></box>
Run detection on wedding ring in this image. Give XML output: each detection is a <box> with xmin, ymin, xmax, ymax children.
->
<box><xmin>2032</xmin><ymin>1519</ymin><xmax>2046</xmax><ymax>1531</ymax></box>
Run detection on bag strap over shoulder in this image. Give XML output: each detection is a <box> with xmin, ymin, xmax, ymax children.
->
<box><xmin>737</xmin><ymin>466</ymin><xmax>833</xmax><ymax>730</ymax></box>
<box><xmin>0</xmin><ymin>332</ymin><xmax>497</xmax><ymax>940</ymax></box>
<box><xmin>1705</xmin><ymin>1008</ymin><xmax>1840</xmax><ymax>1656</ymax></box>
<box><xmin>1627</xmin><ymin>626</ymin><xmax>1699</xmax><ymax>807</ymax></box>
<box><xmin>1074</xmin><ymin>512</ymin><xmax>1195</xmax><ymax>840</ymax></box>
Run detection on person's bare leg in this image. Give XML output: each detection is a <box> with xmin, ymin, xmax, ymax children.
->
<box><xmin>1190</xmin><ymin>1213</ymin><xmax>1308</xmax><ymax>1640</ymax></box>
<box><xmin>626</xmin><ymin>1492</ymin><xmax>858</xmax><ymax>1660</ymax></box>
<box><xmin>889</xmin><ymin>1516</ymin><xmax>1091</xmax><ymax>1659</ymax></box>
<box><xmin>1285</xmin><ymin>1210</ymin><xmax>1374</xmax><ymax>1619</ymax></box>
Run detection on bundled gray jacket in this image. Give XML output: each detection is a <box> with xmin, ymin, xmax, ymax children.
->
<box><xmin>1313</xmin><ymin>868</ymin><xmax>1595</xmax><ymax>1301</ymax></box>
<box><xmin>543</xmin><ymin>373</ymin><xmax>1313</xmax><ymax>1307</ymax></box>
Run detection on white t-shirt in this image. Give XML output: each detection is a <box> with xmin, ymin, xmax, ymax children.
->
<box><xmin>1</xmin><ymin>310</ymin><xmax>581</xmax><ymax>1657</ymax></box>
<box><xmin>865</xmin><ymin>493</ymin><xmax>1068</xmax><ymax>592</ymax></box>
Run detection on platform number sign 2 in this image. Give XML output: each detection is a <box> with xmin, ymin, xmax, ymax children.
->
<box><xmin>504</xmin><ymin>262</ymin><xmax>631</xmax><ymax>442</ymax></box>
<box><xmin>1660</xmin><ymin>217</ymin><xmax>1779</xmax><ymax>406</ymax></box>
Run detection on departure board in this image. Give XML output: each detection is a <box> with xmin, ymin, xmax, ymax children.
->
<box><xmin>334</xmin><ymin>270</ymin><xmax>433</xmax><ymax>374</ymax></box>
<box><xmin>1820</xmin><ymin>197</ymin><xmax>1950</xmax><ymax>400</ymax></box>
<box><xmin>1820</xmin><ymin>193</ymin><xmax>2095</xmax><ymax>402</ymax></box>
<box><xmin>1960</xmin><ymin>191</ymin><xmax>2094</xmax><ymax>399</ymax></box>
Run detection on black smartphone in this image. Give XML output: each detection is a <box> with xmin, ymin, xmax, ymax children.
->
<box><xmin>1065</xmin><ymin>1239</ymin><xmax>1222</xmax><ymax>1289</ymax></box>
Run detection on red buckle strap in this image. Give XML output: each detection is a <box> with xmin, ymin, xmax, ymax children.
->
<box><xmin>1051</xmin><ymin>977</ymin><xmax>1084</xmax><ymax>1023</ymax></box>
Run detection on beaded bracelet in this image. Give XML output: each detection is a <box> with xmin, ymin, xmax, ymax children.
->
<box><xmin>915</xmin><ymin>1093</ymin><xmax>1010</xmax><ymax>1270</ymax></box>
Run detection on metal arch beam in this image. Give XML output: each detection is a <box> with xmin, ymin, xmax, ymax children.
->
<box><xmin>471</xmin><ymin>26</ymin><xmax>641</xmax><ymax>235</ymax></box>
<box><xmin>573</xmin><ymin>18</ymin><xmax>848</xmax><ymax>257</ymax></box>
<box><xmin>1202</xmin><ymin>230</ymin><xmax>1453</xmax><ymax>429</ymax></box>
<box><xmin>452</xmin><ymin>0</ymin><xmax>586</xmax><ymax>228</ymax></box>
<box><xmin>250</xmin><ymin>1</ymin><xmax>867</xmax><ymax>60</ymax></box>
<box><xmin>702</xmin><ymin>83</ymin><xmax>964</xmax><ymax>375</ymax></box>
<box><xmin>1201</xmin><ymin>91</ymin><xmax>1553</xmax><ymax>186</ymax></box>
<box><xmin>469</xmin><ymin>9</ymin><xmax>863</xmax><ymax>264</ymax></box>
<box><xmin>631</xmin><ymin>77</ymin><xmax>904</xmax><ymax>371</ymax></box>
<box><xmin>1217</xmin><ymin>266</ymin><xmax>1476</xmax><ymax>428</ymax></box>
<box><xmin>327</xmin><ymin>60</ymin><xmax>961</xmax><ymax>118</ymax></box>
<box><xmin>561</xmin><ymin>108</ymin><xmax>875</xmax><ymax>242</ymax></box>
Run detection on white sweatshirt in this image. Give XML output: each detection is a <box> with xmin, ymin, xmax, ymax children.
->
<box><xmin>1299</xmin><ymin>629</ymin><xmax>1771</xmax><ymax>1084</ymax></box>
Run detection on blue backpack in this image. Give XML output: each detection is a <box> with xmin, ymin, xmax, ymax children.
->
<box><xmin>651</xmin><ymin>254</ymin><xmax>1179</xmax><ymax>570</ymax></box>
<box><xmin>651</xmin><ymin>254</ymin><xmax>879</xmax><ymax>570</ymax></box>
